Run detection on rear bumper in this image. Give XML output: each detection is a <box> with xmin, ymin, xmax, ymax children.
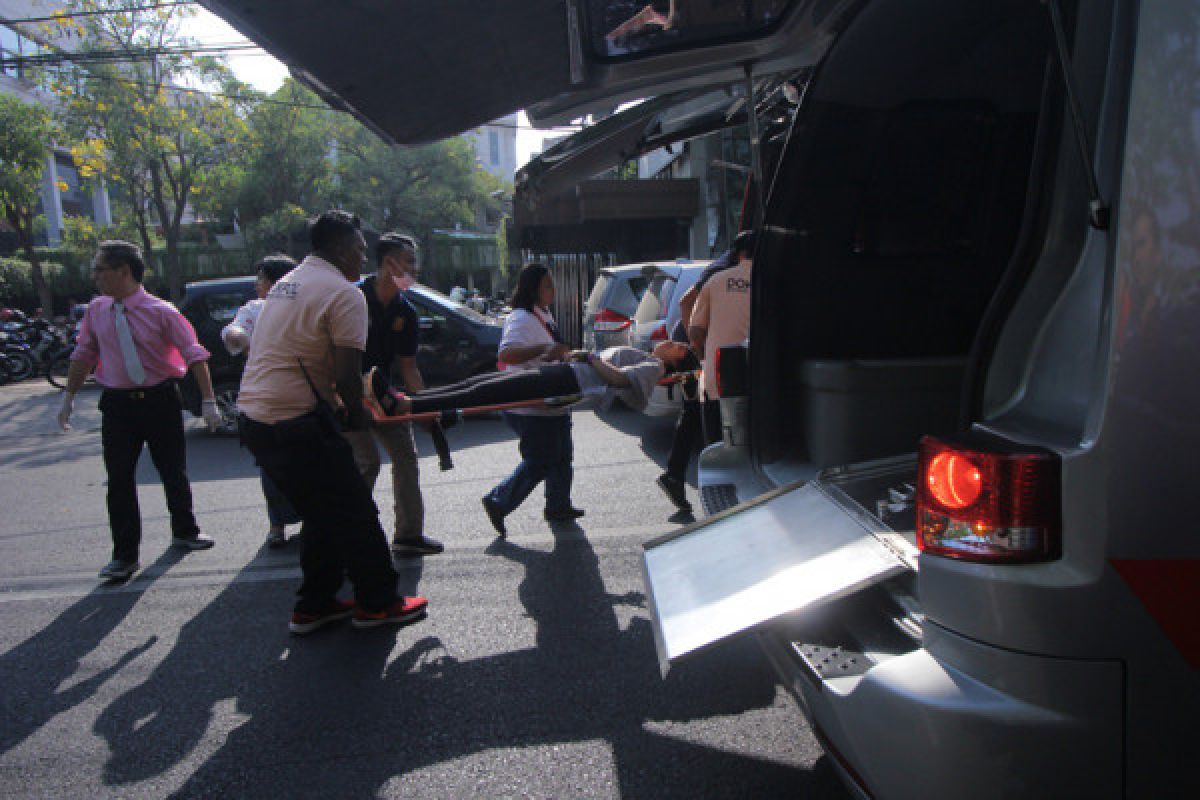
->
<box><xmin>760</xmin><ymin>619</ymin><xmax>1124</xmax><ymax>800</ymax></box>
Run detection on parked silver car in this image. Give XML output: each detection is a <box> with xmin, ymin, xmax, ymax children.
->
<box><xmin>630</xmin><ymin>262</ymin><xmax>707</xmax><ymax>417</ymax></box>
<box><xmin>581</xmin><ymin>264</ymin><xmax>654</xmax><ymax>350</ymax></box>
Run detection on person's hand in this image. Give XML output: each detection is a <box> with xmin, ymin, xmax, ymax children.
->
<box><xmin>545</xmin><ymin>343</ymin><xmax>572</xmax><ymax>362</ymax></box>
<box><xmin>57</xmin><ymin>392</ymin><xmax>75</xmax><ymax>432</ymax></box>
<box><xmin>201</xmin><ymin>398</ymin><xmax>223</xmax><ymax>432</ymax></box>
<box><xmin>223</xmin><ymin>328</ymin><xmax>250</xmax><ymax>355</ymax></box>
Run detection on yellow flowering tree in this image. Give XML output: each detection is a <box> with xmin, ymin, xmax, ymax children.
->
<box><xmin>0</xmin><ymin>94</ymin><xmax>58</xmax><ymax>314</ymax></box>
<box><xmin>50</xmin><ymin>0</ymin><xmax>250</xmax><ymax>299</ymax></box>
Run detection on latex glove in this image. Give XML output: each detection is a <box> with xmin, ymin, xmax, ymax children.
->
<box><xmin>201</xmin><ymin>399</ymin><xmax>223</xmax><ymax>432</ymax></box>
<box><xmin>57</xmin><ymin>392</ymin><xmax>75</xmax><ymax>432</ymax></box>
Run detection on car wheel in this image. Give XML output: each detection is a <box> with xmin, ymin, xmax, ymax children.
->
<box><xmin>212</xmin><ymin>384</ymin><xmax>240</xmax><ymax>436</ymax></box>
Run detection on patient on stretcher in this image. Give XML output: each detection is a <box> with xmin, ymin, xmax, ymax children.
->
<box><xmin>369</xmin><ymin>341</ymin><xmax>696</xmax><ymax>418</ymax></box>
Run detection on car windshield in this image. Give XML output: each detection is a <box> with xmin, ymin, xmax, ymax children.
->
<box><xmin>408</xmin><ymin>284</ymin><xmax>490</xmax><ymax>324</ymax></box>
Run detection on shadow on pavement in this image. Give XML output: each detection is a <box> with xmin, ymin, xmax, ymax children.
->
<box><xmin>0</xmin><ymin>547</ymin><xmax>185</xmax><ymax>757</ymax></box>
<box><xmin>88</xmin><ymin>523</ymin><xmax>844</xmax><ymax>798</ymax></box>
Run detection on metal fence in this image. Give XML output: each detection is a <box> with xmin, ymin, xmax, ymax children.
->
<box><xmin>524</xmin><ymin>251</ymin><xmax>617</xmax><ymax>348</ymax></box>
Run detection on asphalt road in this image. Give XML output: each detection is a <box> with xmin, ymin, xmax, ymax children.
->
<box><xmin>0</xmin><ymin>380</ymin><xmax>849</xmax><ymax>799</ymax></box>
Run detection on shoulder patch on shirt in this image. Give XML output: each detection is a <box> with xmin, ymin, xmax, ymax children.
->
<box><xmin>268</xmin><ymin>281</ymin><xmax>299</xmax><ymax>299</ymax></box>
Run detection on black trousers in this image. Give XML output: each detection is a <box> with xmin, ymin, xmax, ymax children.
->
<box><xmin>664</xmin><ymin>381</ymin><xmax>722</xmax><ymax>482</ymax></box>
<box><xmin>239</xmin><ymin>410</ymin><xmax>397</xmax><ymax>613</ymax></box>
<box><xmin>99</xmin><ymin>383</ymin><xmax>199</xmax><ymax>563</ymax></box>
<box><xmin>409</xmin><ymin>364</ymin><xmax>580</xmax><ymax>414</ymax></box>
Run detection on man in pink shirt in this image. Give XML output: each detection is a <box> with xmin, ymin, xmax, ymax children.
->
<box><xmin>57</xmin><ymin>240</ymin><xmax>222</xmax><ymax>581</ymax></box>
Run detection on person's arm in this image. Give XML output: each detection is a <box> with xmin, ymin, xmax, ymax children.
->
<box><xmin>688</xmin><ymin>280</ymin><xmax>713</xmax><ymax>356</ymax></box>
<box><xmin>499</xmin><ymin>341</ymin><xmax>570</xmax><ymax>365</ymax></box>
<box><xmin>587</xmin><ymin>353</ymin><xmax>633</xmax><ymax>388</ymax></box>
<box><xmin>57</xmin><ymin>305</ymin><xmax>99</xmax><ymax>431</ymax></box>
<box><xmin>396</xmin><ymin>355</ymin><xmax>425</xmax><ymax>393</ymax></box>
<box><xmin>497</xmin><ymin>311</ymin><xmax>570</xmax><ymax>364</ymax></box>
<box><xmin>334</xmin><ymin>346</ymin><xmax>367</xmax><ymax>430</ymax></box>
<box><xmin>677</xmin><ymin>284</ymin><xmax>700</xmax><ymax>335</ymax></box>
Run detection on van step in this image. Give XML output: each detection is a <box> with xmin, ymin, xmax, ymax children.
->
<box><xmin>700</xmin><ymin>483</ymin><xmax>739</xmax><ymax>515</ymax></box>
<box><xmin>791</xmin><ymin>642</ymin><xmax>873</xmax><ymax>683</ymax></box>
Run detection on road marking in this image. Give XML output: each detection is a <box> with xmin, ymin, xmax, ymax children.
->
<box><xmin>0</xmin><ymin>523</ymin><xmax>677</xmax><ymax>603</ymax></box>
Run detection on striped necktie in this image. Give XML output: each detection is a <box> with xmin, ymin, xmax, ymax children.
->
<box><xmin>113</xmin><ymin>301</ymin><xmax>146</xmax><ymax>385</ymax></box>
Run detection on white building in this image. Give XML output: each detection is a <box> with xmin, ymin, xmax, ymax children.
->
<box><xmin>464</xmin><ymin>113</ymin><xmax>518</xmax><ymax>183</ymax></box>
<box><xmin>1</xmin><ymin>0</ymin><xmax>113</xmax><ymax>246</ymax></box>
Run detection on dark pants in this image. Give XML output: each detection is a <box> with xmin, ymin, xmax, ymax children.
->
<box><xmin>701</xmin><ymin>398</ymin><xmax>722</xmax><ymax>447</ymax></box>
<box><xmin>261</xmin><ymin>470</ymin><xmax>300</xmax><ymax>527</ymax></box>
<box><xmin>239</xmin><ymin>411</ymin><xmax>397</xmax><ymax>613</ymax></box>
<box><xmin>409</xmin><ymin>364</ymin><xmax>579</xmax><ymax>414</ymax></box>
<box><xmin>99</xmin><ymin>383</ymin><xmax>199</xmax><ymax>563</ymax></box>
<box><xmin>664</xmin><ymin>381</ymin><xmax>723</xmax><ymax>481</ymax></box>
<box><xmin>486</xmin><ymin>412</ymin><xmax>574</xmax><ymax>515</ymax></box>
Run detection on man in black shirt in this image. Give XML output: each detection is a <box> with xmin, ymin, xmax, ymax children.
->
<box><xmin>343</xmin><ymin>233</ymin><xmax>443</xmax><ymax>556</ymax></box>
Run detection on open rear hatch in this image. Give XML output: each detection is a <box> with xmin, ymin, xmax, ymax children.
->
<box><xmin>643</xmin><ymin>458</ymin><xmax>920</xmax><ymax>674</ymax></box>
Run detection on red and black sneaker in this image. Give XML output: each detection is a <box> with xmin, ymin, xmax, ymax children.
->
<box><xmin>289</xmin><ymin>599</ymin><xmax>355</xmax><ymax>635</ymax></box>
<box><xmin>352</xmin><ymin>596</ymin><xmax>428</xmax><ymax>629</ymax></box>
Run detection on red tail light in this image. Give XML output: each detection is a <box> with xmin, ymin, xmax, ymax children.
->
<box><xmin>916</xmin><ymin>434</ymin><xmax>1061</xmax><ymax>563</ymax></box>
<box><xmin>594</xmin><ymin>308</ymin><xmax>631</xmax><ymax>332</ymax></box>
<box><xmin>649</xmin><ymin>322</ymin><xmax>667</xmax><ymax>341</ymax></box>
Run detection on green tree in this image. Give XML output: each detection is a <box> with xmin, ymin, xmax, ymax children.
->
<box><xmin>49</xmin><ymin>0</ymin><xmax>250</xmax><ymax>299</ymax></box>
<box><xmin>216</xmin><ymin>78</ymin><xmax>338</xmax><ymax>229</ymax></box>
<box><xmin>333</xmin><ymin>123</ymin><xmax>503</xmax><ymax>271</ymax></box>
<box><xmin>0</xmin><ymin>94</ymin><xmax>57</xmax><ymax>314</ymax></box>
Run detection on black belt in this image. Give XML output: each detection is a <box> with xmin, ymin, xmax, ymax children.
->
<box><xmin>102</xmin><ymin>381</ymin><xmax>173</xmax><ymax>400</ymax></box>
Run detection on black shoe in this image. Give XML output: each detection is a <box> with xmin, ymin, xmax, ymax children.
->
<box><xmin>482</xmin><ymin>496</ymin><xmax>507</xmax><ymax>537</ymax></box>
<box><xmin>98</xmin><ymin>559</ymin><xmax>139</xmax><ymax>581</ymax></box>
<box><xmin>656</xmin><ymin>473</ymin><xmax>692</xmax><ymax>512</ymax></box>
<box><xmin>172</xmin><ymin>533</ymin><xmax>215</xmax><ymax>550</ymax></box>
<box><xmin>544</xmin><ymin>507</ymin><xmax>585</xmax><ymax>521</ymax></box>
<box><xmin>391</xmin><ymin>535</ymin><xmax>445</xmax><ymax>556</ymax></box>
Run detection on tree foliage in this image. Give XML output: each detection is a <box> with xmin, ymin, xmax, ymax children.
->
<box><xmin>49</xmin><ymin>0</ymin><xmax>250</xmax><ymax>299</ymax></box>
<box><xmin>0</xmin><ymin>94</ymin><xmax>57</xmax><ymax>313</ymax></box>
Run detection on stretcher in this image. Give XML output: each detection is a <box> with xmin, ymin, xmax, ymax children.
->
<box><xmin>362</xmin><ymin>370</ymin><xmax>699</xmax><ymax>426</ymax></box>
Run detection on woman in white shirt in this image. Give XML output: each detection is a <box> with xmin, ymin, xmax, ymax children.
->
<box><xmin>480</xmin><ymin>264</ymin><xmax>577</xmax><ymax>537</ymax></box>
<box><xmin>222</xmin><ymin>254</ymin><xmax>299</xmax><ymax>548</ymax></box>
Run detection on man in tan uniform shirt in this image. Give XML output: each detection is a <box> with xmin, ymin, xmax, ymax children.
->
<box><xmin>238</xmin><ymin>210</ymin><xmax>427</xmax><ymax>635</ymax></box>
<box><xmin>688</xmin><ymin>247</ymin><xmax>752</xmax><ymax>444</ymax></box>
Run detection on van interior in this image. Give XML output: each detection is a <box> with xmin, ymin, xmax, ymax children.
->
<box><xmin>748</xmin><ymin>0</ymin><xmax>1100</xmax><ymax>482</ymax></box>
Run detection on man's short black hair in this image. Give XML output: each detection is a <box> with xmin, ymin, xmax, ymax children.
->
<box><xmin>97</xmin><ymin>240</ymin><xmax>145</xmax><ymax>283</ymax></box>
<box><xmin>376</xmin><ymin>232</ymin><xmax>417</xmax><ymax>266</ymax></box>
<box><xmin>255</xmin><ymin>253</ymin><xmax>296</xmax><ymax>284</ymax></box>
<box><xmin>732</xmin><ymin>230</ymin><xmax>756</xmax><ymax>258</ymax></box>
<box><xmin>309</xmin><ymin>209</ymin><xmax>361</xmax><ymax>253</ymax></box>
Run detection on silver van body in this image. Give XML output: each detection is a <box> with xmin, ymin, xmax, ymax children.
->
<box><xmin>203</xmin><ymin>1</ymin><xmax>1200</xmax><ymax>797</ymax></box>
<box><xmin>664</xmin><ymin>2</ymin><xmax>1199</xmax><ymax>798</ymax></box>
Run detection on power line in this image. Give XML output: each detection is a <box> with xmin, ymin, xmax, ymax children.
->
<box><xmin>41</xmin><ymin>68</ymin><xmax>584</xmax><ymax>133</ymax></box>
<box><xmin>1</xmin><ymin>41</ymin><xmax>260</xmax><ymax>68</ymax></box>
<box><xmin>1</xmin><ymin>1</ymin><xmax>197</xmax><ymax>26</ymax></box>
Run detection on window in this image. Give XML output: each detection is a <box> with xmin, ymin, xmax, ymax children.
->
<box><xmin>589</xmin><ymin>0</ymin><xmax>792</xmax><ymax>59</ymax></box>
<box><xmin>203</xmin><ymin>293</ymin><xmax>249</xmax><ymax>323</ymax></box>
<box><xmin>488</xmin><ymin>130</ymin><xmax>500</xmax><ymax>165</ymax></box>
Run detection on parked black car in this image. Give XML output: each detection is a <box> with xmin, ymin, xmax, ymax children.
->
<box><xmin>177</xmin><ymin>275</ymin><xmax>502</xmax><ymax>431</ymax></box>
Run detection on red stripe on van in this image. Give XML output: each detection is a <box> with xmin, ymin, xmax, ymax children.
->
<box><xmin>1111</xmin><ymin>559</ymin><xmax>1200</xmax><ymax>669</ymax></box>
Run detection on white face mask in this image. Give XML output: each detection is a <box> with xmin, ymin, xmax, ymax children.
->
<box><xmin>392</xmin><ymin>273</ymin><xmax>415</xmax><ymax>292</ymax></box>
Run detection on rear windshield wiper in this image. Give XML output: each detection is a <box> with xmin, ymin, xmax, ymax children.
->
<box><xmin>1043</xmin><ymin>0</ymin><xmax>1110</xmax><ymax>230</ymax></box>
